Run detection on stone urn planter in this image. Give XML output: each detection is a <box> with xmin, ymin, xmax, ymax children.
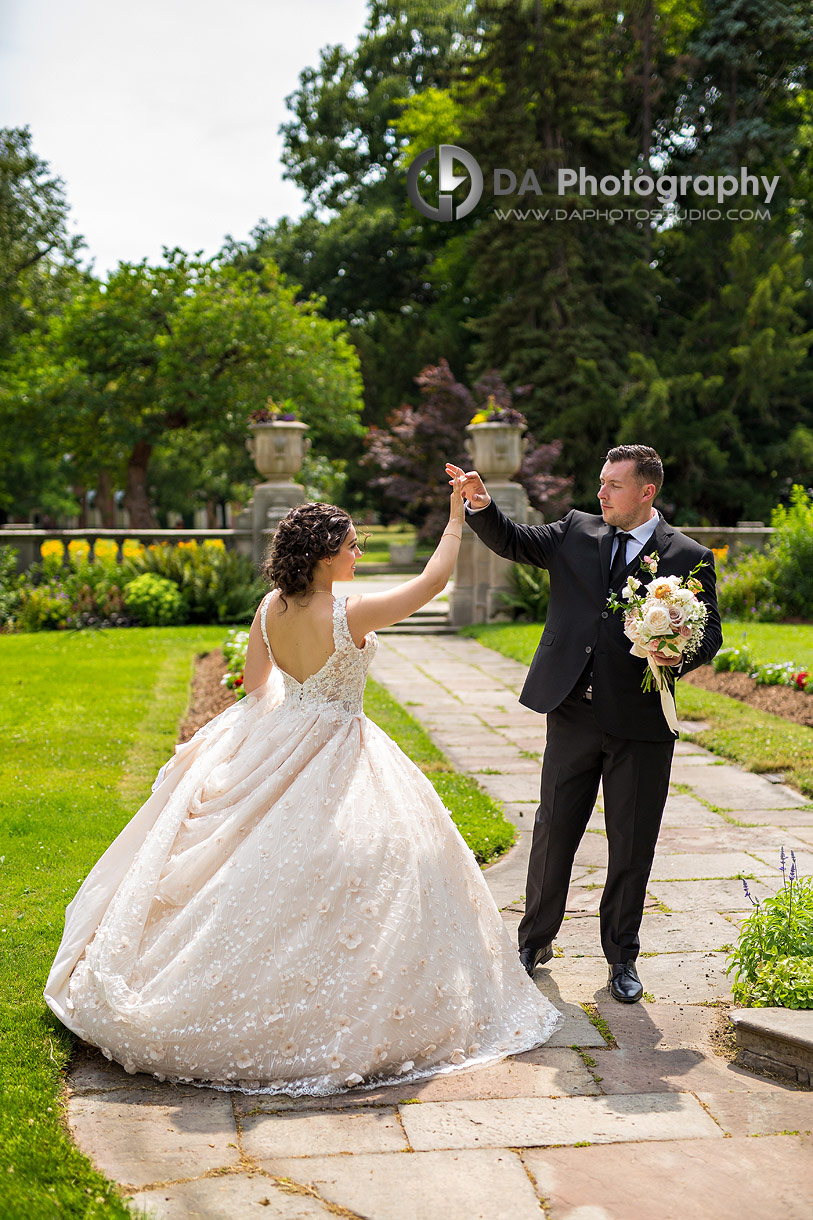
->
<box><xmin>464</xmin><ymin>421</ymin><xmax>525</xmax><ymax>480</ymax></box>
<box><xmin>246</xmin><ymin>420</ymin><xmax>310</xmax><ymax>480</ymax></box>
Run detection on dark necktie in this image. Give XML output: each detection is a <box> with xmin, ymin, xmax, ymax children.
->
<box><xmin>609</xmin><ymin>531</ymin><xmax>632</xmax><ymax>585</ymax></box>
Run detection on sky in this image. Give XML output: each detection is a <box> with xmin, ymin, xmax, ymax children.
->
<box><xmin>0</xmin><ymin>0</ymin><xmax>370</xmax><ymax>275</ymax></box>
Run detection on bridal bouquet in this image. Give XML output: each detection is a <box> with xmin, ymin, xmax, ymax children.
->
<box><xmin>608</xmin><ymin>551</ymin><xmax>708</xmax><ymax>734</ymax></box>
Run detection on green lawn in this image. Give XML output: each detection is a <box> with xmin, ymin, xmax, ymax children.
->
<box><xmin>715</xmin><ymin>621</ymin><xmax>813</xmax><ymax>667</ymax></box>
<box><xmin>0</xmin><ymin>625</ymin><xmax>514</xmax><ymax>1216</ymax></box>
<box><xmin>462</xmin><ymin>619</ymin><xmax>813</xmax><ymax>798</ymax></box>
<box><xmin>0</xmin><ymin>625</ymin><xmax>225</xmax><ymax>1219</ymax></box>
<box><xmin>356</xmin><ymin>524</ymin><xmax>433</xmax><ymax>564</ymax></box>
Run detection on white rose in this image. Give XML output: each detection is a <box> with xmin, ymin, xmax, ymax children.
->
<box><xmin>642</xmin><ymin>603</ymin><xmax>671</xmax><ymax>636</ymax></box>
<box><xmin>672</xmin><ymin>587</ymin><xmax>695</xmax><ymax>606</ymax></box>
<box><xmin>624</xmin><ymin>614</ymin><xmax>642</xmax><ymax>643</ymax></box>
<box><xmin>622</xmin><ymin>576</ymin><xmax>641</xmax><ymax>601</ymax></box>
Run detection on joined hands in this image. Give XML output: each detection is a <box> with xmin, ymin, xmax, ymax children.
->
<box><xmin>445</xmin><ymin>463</ymin><xmax>491</xmax><ymax>510</ymax></box>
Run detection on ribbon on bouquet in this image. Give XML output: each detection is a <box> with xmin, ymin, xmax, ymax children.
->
<box><xmin>629</xmin><ymin>643</ymin><xmax>680</xmax><ymax>735</ymax></box>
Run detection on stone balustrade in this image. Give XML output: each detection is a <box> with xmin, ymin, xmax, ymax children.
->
<box><xmin>0</xmin><ymin>527</ymin><xmax>253</xmax><ymax>574</ymax></box>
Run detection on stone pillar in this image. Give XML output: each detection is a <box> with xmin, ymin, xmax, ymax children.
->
<box><xmin>450</xmin><ymin>423</ymin><xmax>533</xmax><ymax>627</ymax></box>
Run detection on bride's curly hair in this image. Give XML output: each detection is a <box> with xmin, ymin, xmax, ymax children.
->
<box><xmin>260</xmin><ymin>503</ymin><xmax>353</xmax><ymax>607</ymax></box>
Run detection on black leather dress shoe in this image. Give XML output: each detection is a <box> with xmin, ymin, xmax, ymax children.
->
<box><xmin>518</xmin><ymin>943</ymin><xmax>553</xmax><ymax>977</ymax></box>
<box><xmin>608</xmin><ymin>962</ymin><xmax>643</xmax><ymax>1003</ymax></box>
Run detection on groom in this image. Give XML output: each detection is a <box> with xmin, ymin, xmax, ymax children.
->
<box><xmin>449</xmin><ymin>445</ymin><xmax>722</xmax><ymax>1003</ymax></box>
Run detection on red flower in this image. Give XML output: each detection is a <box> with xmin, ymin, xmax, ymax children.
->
<box><xmin>234</xmin><ymin>676</ymin><xmax>243</xmax><ymax>686</ymax></box>
<box><xmin>794</xmin><ymin>671</ymin><xmax>809</xmax><ymax>690</ymax></box>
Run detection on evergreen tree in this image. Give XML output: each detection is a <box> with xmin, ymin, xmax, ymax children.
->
<box><xmin>459</xmin><ymin>0</ymin><xmax>658</xmax><ymax>506</ymax></box>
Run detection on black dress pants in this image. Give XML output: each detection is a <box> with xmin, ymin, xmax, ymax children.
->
<box><xmin>517</xmin><ymin>690</ymin><xmax>674</xmax><ymax>964</ymax></box>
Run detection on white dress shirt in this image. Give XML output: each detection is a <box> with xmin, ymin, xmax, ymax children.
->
<box><xmin>611</xmin><ymin>511</ymin><xmax>659</xmax><ymax>568</ymax></box>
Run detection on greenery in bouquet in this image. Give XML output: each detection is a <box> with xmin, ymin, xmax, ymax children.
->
<box><xmin>727</xmin><ymin>849</ymin><xmax>813</xmax><ymax>1009</ymax></box>
<box><xmin>607</xmin><ymin>552</ymin><xmax>708</xmax><ymax>694</ymax></box>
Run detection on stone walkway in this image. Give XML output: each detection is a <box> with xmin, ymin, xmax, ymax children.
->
<box><xmin>66</xmin><ymin>633</ymin><xmax>813</xmax><ymax>1219</ymax></box>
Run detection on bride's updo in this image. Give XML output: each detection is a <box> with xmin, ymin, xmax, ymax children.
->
<box><xmin>261</xmin><ymin>503</ymin><xmax>353</xmax><ymax>606</ymax></box>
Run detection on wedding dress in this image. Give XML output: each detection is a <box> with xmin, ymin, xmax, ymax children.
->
<box><xmin>45</xmin><ymin>593</ymin><xmax>559</xmax><ymax>1095</ymax></box>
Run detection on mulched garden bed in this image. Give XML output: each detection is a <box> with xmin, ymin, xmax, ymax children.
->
<box><xmin>178</xmin><ymin>649</ymin><xmax>813</xmax><ymax>746</ymax></box>
<box><xmin>682</xmin><ymin>666</ymin><xmax>813</xmax><ymax>728</ymax></box>
<box><xmin>178</xmin><ymin>649</ymin><xmax>232</xmax><ymax>742</ymax></box>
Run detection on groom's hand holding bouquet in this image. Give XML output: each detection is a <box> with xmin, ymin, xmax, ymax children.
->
<box><xmin>608</xmin><ymin>551</ymin><xmax>709</xmax><ymax>733</ymax></box>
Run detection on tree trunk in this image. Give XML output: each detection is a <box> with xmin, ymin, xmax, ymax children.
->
<box><xmin>96</xmin><ymin>469</ymin><xmax>117</xmax><ymax>527</ymax></box>
<box><xmin>124</xmin><ymin>441</ymin><xmax>157</xmax><ymax>528</ymax></box>
<box><xmin>206</xmin><ymin>498</ymin><xmax>218</xmax><ymax>528</ymax></box>
<box><xmin>73</xmin><ymin>484</ymin><xmax>87</xmax><ymax>528</ymax></box>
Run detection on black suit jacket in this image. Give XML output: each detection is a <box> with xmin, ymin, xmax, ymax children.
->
<box><xmin>466</xmin><ymin>502</ymin><xmax>723</xmax><ymax>742</ymax></box>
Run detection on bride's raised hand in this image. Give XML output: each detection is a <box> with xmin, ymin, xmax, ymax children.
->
<box><xmin>448</xmin><ymin>472</ymin><xmax>466</xmax><ymax>525</ymax></box>
<box><xmin>445</xmin><ymin>462</ymin><xmax>491</xmax><ymax>510</ymax></box>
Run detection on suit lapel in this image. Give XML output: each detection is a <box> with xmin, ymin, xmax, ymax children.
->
<box><xmin>598</xmin><ymin>525</ymin><xmax>614</xmax><ymax>590</ymax></box>
<box><xmin>653</xmin><ymin>517</ymin><xmax>674</xmax><ymax>564</ymax></box>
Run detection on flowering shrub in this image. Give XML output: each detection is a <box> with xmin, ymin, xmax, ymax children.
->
<box><xmin>12</xmin><ymin>555</ymin><xmax>134</xmax><ymax>632</ymax></box>
<box><xmin>712</xmin><ymin>643</ymin><xmax>813</xmax><ymax>693</ymax></box>
<box><xmin>123</xmin><ymin>543</ymin><xmax>263</xmax><ymax>624</ymax></box>
<box><xmin>717</xmin><ymin>549</ymin><xmax>783</xmax><ymax>621</ymax></box>
<box><xmin>728</xmin><ymin>850</ymin><xmax>813</xmax><ymax>1008</ymax></box>
<box><xmin>717</xmin><ymin>486</ymin><xmax>813</xmax><ymax>621</ymax></box>
<box><xmin>752</xmin><ymin>661</ymin><xmax>796</xmax><ymax>687</ymax></box>
<box><xmin>123</xmin><ymin>573</ymin><xmax>185</xmax><ymax>626</ymax></box>
<box><xmin>0</xmin><ymin>546</ymin><xmax>24</xmax><ymax>629</ymax></box>
<box><xmin>221</xmin><ymin>627</ymin><xmax>249</xmax><ymax>699</ymax></box>
<box><xmin>712</xmin><ymin>644</ymin><xmax>757</xmax><ymax>673</ymax></box>
<box><xmin>17</xmin><ymin>585</ymin><xmax>73</xmax><ymax>631</ymax></box>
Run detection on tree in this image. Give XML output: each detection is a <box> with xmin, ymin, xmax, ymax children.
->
<box><xmin>227</xmin><ymin>2</ymin><xmax>485</xmax><ymax>429</ymax></box>
<box><xmin>364</xmin><ymin>359</ymin><xmax>572</xmax><ymax>536</ymax></box>
<box><xmin>0</xmin><ymin>127</ymin><xmax>89</xmax><ymax>521</ymax></box>
<box><xmin>619</xmin><ymin>231</ymin><xmax>813</xmax><ymax>522</ymax></box>
<box><xmin>10</xmin><ymin>253</ymin><xmax>364</xmax><ymax>526</ymax></box>
<box><xmin>0</xmin><ymin>126</ymin><xmax>86</xmax><ymax>359</ymax></box>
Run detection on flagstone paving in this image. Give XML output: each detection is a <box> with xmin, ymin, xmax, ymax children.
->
<box><xmin>64</xmin><ymin>632</ymin><xmax>813</xmax><ymax>1219</ymax></box>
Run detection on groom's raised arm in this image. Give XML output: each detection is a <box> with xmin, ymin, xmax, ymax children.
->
<box><xmin>465</xmin><ymin>497</ymin><xmax>573</xmax><ymax>570</ymax></box>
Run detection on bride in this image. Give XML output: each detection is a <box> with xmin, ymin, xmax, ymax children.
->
<box><xmin>45</xmin><ymin>474</ymin><xmax>559</xmax><ymax>1095</ymax></box>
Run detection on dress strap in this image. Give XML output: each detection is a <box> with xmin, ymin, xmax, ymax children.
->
<box><xmin>259</xmin><ymin>591</ymin><xmax>274</xmax><ymax>663</ymax></box>
<box><xmin>332</xmin><ymin>594</ymin><xmax>354</xmax><ymax>652</ymax></box>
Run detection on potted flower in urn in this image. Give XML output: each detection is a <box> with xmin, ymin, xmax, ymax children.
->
<box><xmin>465</xmin><ymin>396</ymin><xmax>528</xmax><ymax>480</ymax></box>
<box><xmin>246</xmin><ymin>398</ymin><xmax>310</xmax><ymax>481</ymax></box>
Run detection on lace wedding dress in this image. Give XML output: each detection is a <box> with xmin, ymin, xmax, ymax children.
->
<box><xmin>45</xmin><ymin>594</ymin><xmax>559</xmax><ymax>1095</ymax></box>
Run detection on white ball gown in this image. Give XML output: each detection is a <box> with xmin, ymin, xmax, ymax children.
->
<box><xmin>45</xmin><ymin>593</ymin><xmax>559</xmax><ymax>1095</ymax></box>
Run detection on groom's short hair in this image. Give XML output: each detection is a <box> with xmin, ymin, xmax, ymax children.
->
<box><xmin>606</xmin><ymin>445</ymin><xmax>663</xmax><ymax>496</ymax></box>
